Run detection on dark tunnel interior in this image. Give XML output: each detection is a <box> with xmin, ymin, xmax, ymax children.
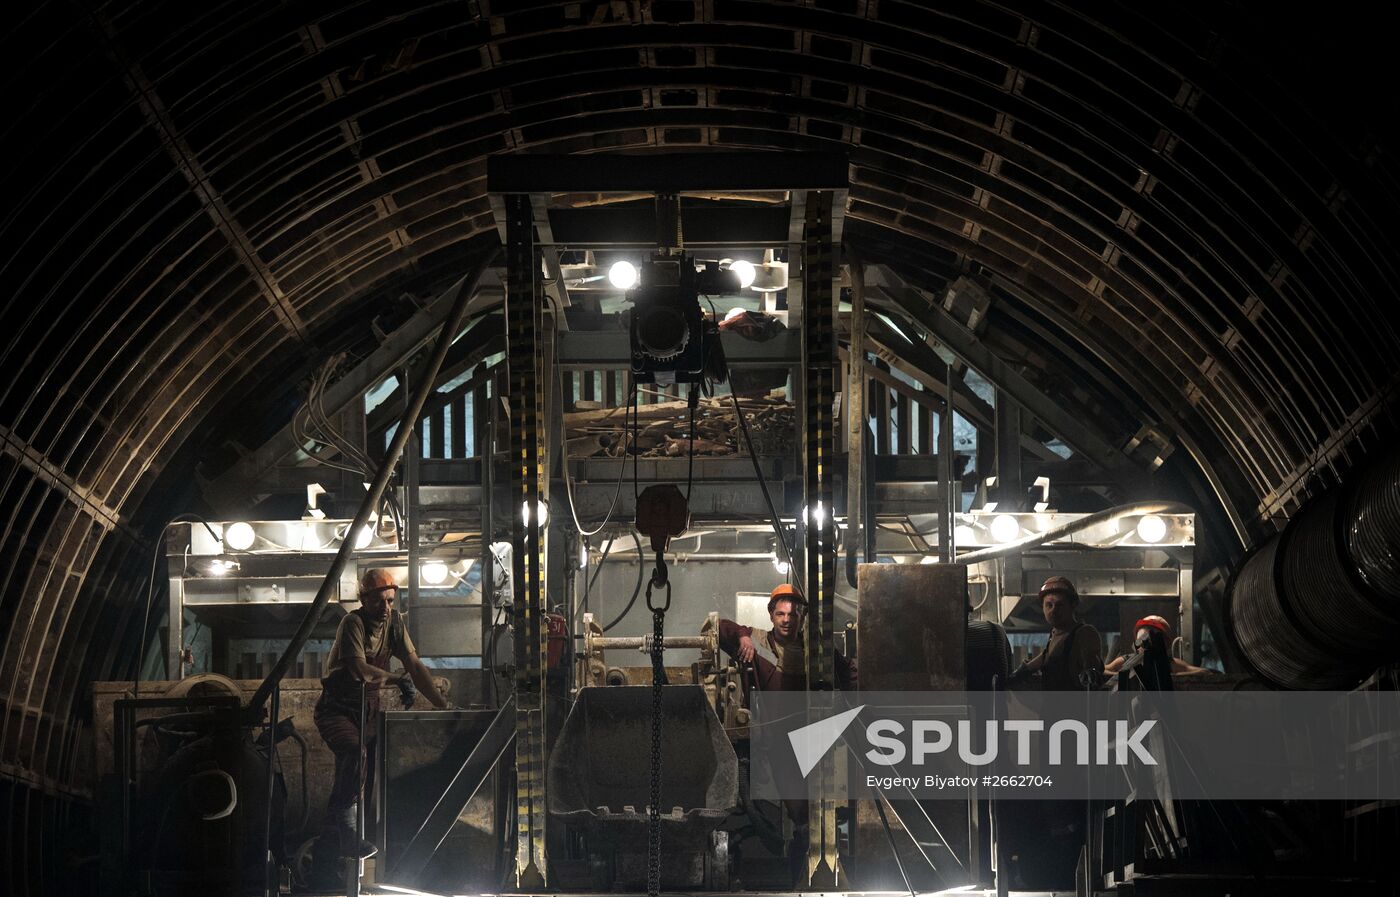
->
<box><xmin>1</xmin><ymin>2</ymin><xmax>1397</xmax><ymax>895</ymax></box>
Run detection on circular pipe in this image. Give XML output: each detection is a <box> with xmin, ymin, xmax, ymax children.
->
<box><xmin>1228</xmin><ymin>451</ymin><xmax>1400</xmax><ymax>689</ymax></box>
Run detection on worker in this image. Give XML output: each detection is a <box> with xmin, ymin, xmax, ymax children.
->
<box><xmin>313</xmin><ymin>568</ymin><xmax>448</xmax><ymax>859</ymax></box>
<box><xmin>719</xmin><ymin>583</ymin><xmax>856</xmax><ymax>691</ymax></box>
<box><xmin>1004</xmin><ymin>576</ymin><xmax>1105</xmax><ymax>890</ymax></box>
<box><xmin>1105</xmin><ymin>614</ymin><xmax>1208</xmax><ymax>683</ymax></box>
<box><xmin>1009</xmin><ymin>575</ymin><xmax>1104</xmax><ymax>690</ymax></box>
<box><xmin>719</xmin><ymin>583</ymin><xmax>854</xmax><ymax>884</ymax></box>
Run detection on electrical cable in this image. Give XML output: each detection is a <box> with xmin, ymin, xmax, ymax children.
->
<box><xmin>586</xmin><ymin>533</ymin><xmax>614</xmax><ymax>596</ymax></box>
<box><xmin>133</xmin><ymin>514</ymin><xmax>226</xmax><ymax>703</ymax></box>
<box><xmin>601</xmin><ymin>530</ymin><xmax>646</xmax><ymax>632</ymax></box>
<box><xmin>559</xmin><ymin>360</ymin><xmax>631</xmax><ymax>536</ymax></box>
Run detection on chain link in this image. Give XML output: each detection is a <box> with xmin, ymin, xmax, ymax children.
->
<box><xmin>648</xmin><ymin>599</ymin><xmax>666</xmax><ymax>897</ymax></box>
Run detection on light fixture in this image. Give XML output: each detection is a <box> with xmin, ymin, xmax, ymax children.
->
<box><xmin>953</xmin><ymin>524</ymin><xmax>977</xmax><ymax>547</ymax></box>
<box><xmin>579</xmin><ymin>542</ymin><xmax>589</xmax><ymax>569</ymax></box>
<box><xmin>608</xmin><ymin>260</ymin><xmax>638</xmax><ymax>290</ymax></box>
<box><xmin>420</xmin><ymin>561</ymin><xmax>448</xmax><ymax>585</ymax></box>
<box><xmin>990</xmin><ymin>514</ymin><xmax>1021</xmax><ymax>543</ymax></box>
<box><xmin>806</xmin><ymin>501</ymin><xmax>827</xmax><ymax>527</ymax></box>
<box><xmin>730</xmin><ymin>259</ymin><xmax>756</xmax><ymax>289</ymax></box>
<box><xmin>1135</xmin><ymin>514</ymin><xmax>1168</xmax><ymax>543</ymax></box>
<box><xmin>772</xmin><ymin>551</ymin><xmax>790</xmax><ymax>576</ymax></box>
<box><xmin>208</xmin><ymin>557</ymin><xmax>240</xmax><ymax>576</ymax></box>
<box><xmin>521</xmin><ymin>500</ymin><xmax>549</xmax><ymax>527</ymax></box>
<box><xmin>353</xmin><ymin>524</ymin><xmax>374</xmax><ymax>550</ymax></box>
<box><xmin>224</xmin><ymin>522</ymin><xmax>255</xmax><ymax>551</ymax></box>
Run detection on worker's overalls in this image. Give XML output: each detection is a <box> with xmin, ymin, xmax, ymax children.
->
<box><xmin>1016</xmin><ymin>620</ymin><xmax>1093</xmax><ymax>888</ymax></box>
<box><xmin>314</xmin><ymin>610</ymin><xmax>404</xmax><ymax>838</ymax></box>
<box><xmin>1039</xmin><ymin>621</ymin><xmax>1092</xmax><ymax>691</ymax></box>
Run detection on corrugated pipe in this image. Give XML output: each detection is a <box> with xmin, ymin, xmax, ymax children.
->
<box><xmin>1228</xmin><ymin>450</ymin><xmax>1400</xmax><ymax>690</ymax></box>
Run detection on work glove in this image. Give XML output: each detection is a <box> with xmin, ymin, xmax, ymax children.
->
<box><xmin>397</xmin><ymin>676</ymin><xmax>417</xmax><ymax>709</ymax></box>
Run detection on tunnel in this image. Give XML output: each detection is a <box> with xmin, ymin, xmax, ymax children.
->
<box><xmin>1</xmin><ymin>2</ymin><xmax>1397</xmax><ymax>896</ymax></box>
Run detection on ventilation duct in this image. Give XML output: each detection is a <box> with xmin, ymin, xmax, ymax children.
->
<box><xmin>1228</xmin><ymin>451</ymin><xmax>1400</xmax><ymax>689</ymax></box>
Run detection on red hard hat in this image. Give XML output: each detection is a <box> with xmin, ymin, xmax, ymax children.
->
<box><xmin>1134</xmin><ymin>615</ymin><xmax>1171</xmax><ymax>636</ymax></box>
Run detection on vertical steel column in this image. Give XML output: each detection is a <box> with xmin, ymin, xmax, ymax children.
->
<box><xmin>845</xmin><ymin>259</ymin><xmax>866</xmax><ymax>588</ymax></box>
<box><xmin>263</xmin><ymin>684</ymin><xmax>280</xmax><ymax>897</ymax></box>
<box><xmin>993</xmin><ymin>390</ymin><xmax>1022</xmax><ymax>616</ymax></box>
<box><xmin>802</xmin><ymin>191</ymin><xmax>841</xmax><ymax>886</ymax></box>
<box><xmin>166</xmin><ymin>538</ymin><xmax>184</xmax><ymax>680</ymax></box>
<box><xmin>505</xmin><ymin>193</ymin><xmax>548</xmax><ymax>888</ymax></box>
<box><xmin>478</xmin><ymin>376</ymin><xmax>495</xmax><ymax>694</ymax></box>
<box><xmin>1178</xmin><ymin>559</ymin><xmax>1195</xmax><ymax>664</ymax></box>
<box><xmin>940</xmin><ymin>362</ymin><xmax>957</xmax><ymax>563</ymax></box>
<box><xmin>406</xmin><ymin>429</ymin><xmax>421</xmax><ymax>648</ymax></box>
<box><xmin>993</xmin><ymin>390</ymin><xmax>1022</xmax><ymax>511</ymax></box>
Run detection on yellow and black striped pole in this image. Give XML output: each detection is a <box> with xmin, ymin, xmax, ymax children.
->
<box><xmin>802</xmin><ymin>190</ymin><xmax>842</xmax><ymax>887</ymax></box>
<box><xmin>505</xmin><ymin>193</ymin><xmax>549</xmax><ymax>888</ymax></box>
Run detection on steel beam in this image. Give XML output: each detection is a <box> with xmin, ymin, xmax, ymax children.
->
<box><xmin>865</xmin><ymin>265</ymin><xmax>1139</xmax><ymax>485</ymax></box>
<box><xmin>940</xmin><ymin>361</ymin><xmax>956</xmax><ymax>562</ymax></box>
<box><xmin>844</xmin><ymin>260</ymin><xmax>867</xmax><ymax>588</ymax></box>
<box><xmin>801</xmin><ymin>191</ymin><xmax>842</xmax><ymax>887</ymax></box>
<box><xmin>487</xmin><ymin>152</ymin><xmax>848</xmax><ymax>194</ymax></box>
<box><xmin>93</xmin><ymin>13</ymin><xmax>308</xmax><ymax>344</ymax></box>
<box><xmin>994</xmin><ymin>391</ymin><xmax>1023</xmax><ymax>511</ymax></box>
<box><xmin>556</xmin><ymin>329</ymin><xmax>799</xmax><ymax>368</ymax></box>
<box><xmin>0</xmin><ymin>424</ymin><xmax>129</xmax><ymax>535</ymax></box>
<box><xmin>504</xmin><ymin>194</ymin><xmax>548</xmax><ymax>888</ymax></box>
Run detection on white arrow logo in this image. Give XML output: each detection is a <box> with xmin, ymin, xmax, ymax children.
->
<box><xmin>788</xmin><ymin>705</ymin><xmax>866</xmax><ymax>777</ymax></box>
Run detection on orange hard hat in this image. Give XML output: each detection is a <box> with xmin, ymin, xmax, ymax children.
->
<box><xmin>770</xmin><ymin>583</ymin><xmax>802</xmax><ymax>601</ymax></box>
<box><xmin>359</xmin><ymin>568</ymin><xmax>397</xmax><ymax>597</ymax></box>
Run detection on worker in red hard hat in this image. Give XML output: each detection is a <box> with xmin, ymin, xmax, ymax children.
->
<box><xmin>717</xmin><ymin>582</ymin><xmax>856</xmax><ymax>691</ymax></box>
<box><xmin>1104</xmin><ymin>614</ymin><xmax>1207</xmax><ymax>678</ymax></box>
<box><xmin>313</xmin><ymin>568</ymin><xmax>449</xmax><ymax>862</ymax></box>
<box><xmin>1010</xmin><ymin>576</ymin><xmax>1105</xmax><ymax>690</ymax></box>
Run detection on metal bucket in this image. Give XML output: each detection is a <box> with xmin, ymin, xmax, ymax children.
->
<box><xmin>547</xmin><ymin>685</ymin><xmax>737</xmax><ymax>888</ymax></box>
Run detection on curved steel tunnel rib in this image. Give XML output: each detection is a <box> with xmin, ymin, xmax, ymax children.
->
<box><xmin>0</xmin><ymin>4</ymin><xmax>1397</xmax><ymax>894</ymax></box>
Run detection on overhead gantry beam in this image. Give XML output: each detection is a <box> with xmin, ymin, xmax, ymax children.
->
<box><xmin>486</xmin><ymin>152</ymin><xmax>848</xmax><ymax>195</ymax></box>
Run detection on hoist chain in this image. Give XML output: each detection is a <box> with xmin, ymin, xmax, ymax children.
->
<box><xmin>645</xmin><ymin>575</ymin><xmax>669</xmax><ymax>897</ymax></box>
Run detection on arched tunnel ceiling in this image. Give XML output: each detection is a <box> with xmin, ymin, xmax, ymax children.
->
<box><xmin>0</xmin><ymin>0</ymin><xmax>1397</xmax><ymax>875</ymax></box>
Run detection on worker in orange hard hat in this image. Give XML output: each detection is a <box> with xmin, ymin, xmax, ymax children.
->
<box><xmin>717</xmin><ymin>581</ymin><xmax>856</xmax><ymax>884</ymax></box>
<box><xmin>312</xmin><ymin>568</ymin><xmax>449</xmax><ymax>863</ymax></box>
<box><xmin>1010</xmin><ymin>576</ymin><xmax>1105</xmax><ymax>690</ymax></box>
<box><xmin>717</xmin><ymin>582</ymin><xmax>856</xmax><ymax>691</ymax></box>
